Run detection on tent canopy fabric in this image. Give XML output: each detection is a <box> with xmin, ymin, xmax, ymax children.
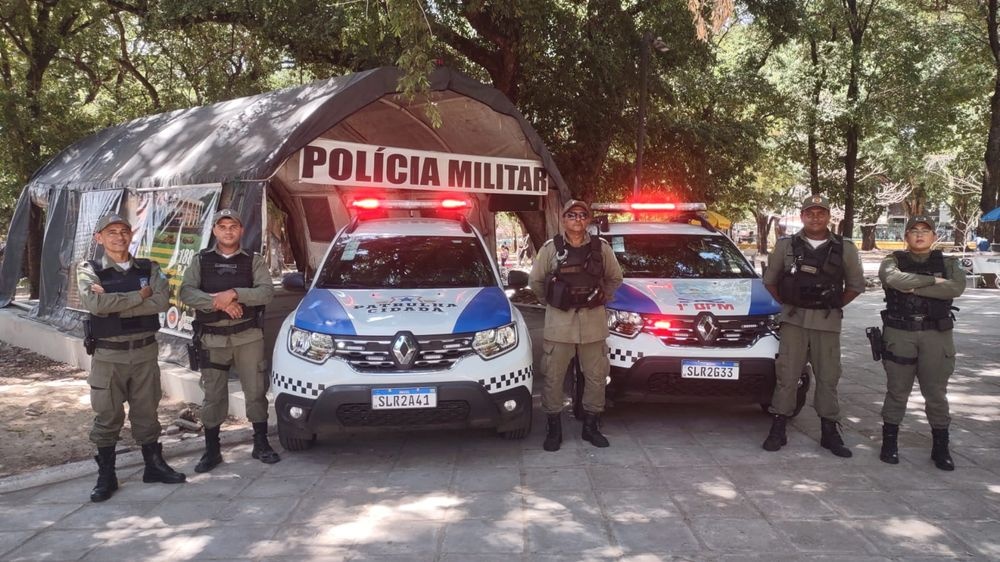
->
<box><xmin>982</xmin><ymin>206</ymin><xmax>1000</xmax><ymax>222</ymax></box>
<box><xmin>26</xmin><ymin>66</ymin><xmax>567</xmax><ymax>197</ymax></box>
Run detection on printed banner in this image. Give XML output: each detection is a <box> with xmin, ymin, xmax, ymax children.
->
<box><xmin>67</xmin><ymin>189</ymin><xmax>125</xmax><ymax>310</ymax></box>
<box><xmin>133</xmin><ymin>186</ymin><xmax>221</xmax><ymax>338</ymax></box>
<box><xmin>297</xmin><ymin>139</ymin><xmax>549</xmax><ymax>195</ymax></box>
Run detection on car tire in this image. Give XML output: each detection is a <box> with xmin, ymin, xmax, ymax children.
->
<box><xmin>500</xmin><ymin>408</ymin><xmax>533</xmax><ymax>440</ymax></box>
<box><xmin>760</xmin><ymin>365</ymin><xmax>813</xmax><ymax>418</ymax></box>
<box><xmin>277</xmin><ymin>422</ymin><xmax>316</xmax><ymax>451</ymax></box>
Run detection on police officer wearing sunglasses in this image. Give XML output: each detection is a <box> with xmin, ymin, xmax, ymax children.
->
<box><xmin>877</xmin><ymin>215</ymin><xmax>966</xmax><ymax>470</ymax></box>
<box><xmin>529</xmin><ymin>200</ymin><xmax>623</xmax><ymax>451</ymax></box>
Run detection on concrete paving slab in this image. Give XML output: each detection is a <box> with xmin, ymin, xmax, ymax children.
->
<box><xmin>0</xmin><ymin>291</ymin><xmax>998</xmax><ymax>559</ymax></box>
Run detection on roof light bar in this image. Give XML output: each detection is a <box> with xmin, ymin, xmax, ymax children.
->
<box><xmin>350</xmin><ymin>198</ymin><xmax>471</xmax><ymax>211</ymax></box>
<box><xmin>591</xmin><ymin>202</ymin><xmax>707</xmax><ymax>213</ymax></box>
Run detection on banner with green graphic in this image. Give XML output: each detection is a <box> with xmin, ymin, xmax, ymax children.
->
<box><xmin>132</xmin><ymin>186</ymin><xmax>221</xmax><ymax>338</ymax></box>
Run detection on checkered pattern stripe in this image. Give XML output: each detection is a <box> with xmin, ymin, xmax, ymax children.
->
<box><xmin>610</xmin><ymin>348</ymin><xmax>644</xmax><ymax>364</ymax></box>
<box><xmin>479</xmin><ymin>366</ymin><xmax>532</xmax><ymax>393</ymax></box>
<box><xmin>272</xmin><ymin>373</ymin><xmax>326</xmax><ymax>397</ymax></box>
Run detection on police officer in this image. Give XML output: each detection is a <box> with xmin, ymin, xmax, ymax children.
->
<box><xmin>529</xmin><ymin>200</ymin><xmax>623</xmax><ymax>451</ymax></box>
<box><xmin>179</xmin><ymin>209</ymin><xmax>279</xmax><ymax>472</ymax></box>
<box><xmin>878</xmin><ymin>215</ymin><xmax>965</xmax><ymax>470</ymax></box>
<box><xmin>761</xmin><ymin>194</ymin><xmax>866</xmax><ymax>457</ymax></box>
<box><xmin>78</xmin><ymin>213</ymin><xmax>186</xmax><ymax>502</ymax></box>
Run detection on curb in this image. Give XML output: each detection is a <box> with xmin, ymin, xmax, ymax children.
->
<box><xmin>0</xmin><ymin>426</ymin><xmax>263</xmax><ymax>495</ymax></box>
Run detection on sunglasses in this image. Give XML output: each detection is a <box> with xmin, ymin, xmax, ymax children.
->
<box><xmin>563</xmin><ymin>212</ymin><xmax>589</xmax><ymax>220</ymax></box>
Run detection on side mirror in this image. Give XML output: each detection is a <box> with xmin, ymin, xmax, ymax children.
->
<box><xmin>507</xmin><ymin>269</ymin><xmax>529</xmax><ymax>289</ymax></box>
<box><xmin>281</xmin><ymin>271</ymin><xmax>307</xmax><ymax>292</ymax></box>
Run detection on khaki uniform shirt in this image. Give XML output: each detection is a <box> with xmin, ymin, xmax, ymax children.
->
<box><xmin>763</xmin><ymin>231</ymin><xmax>866</xmax><ymax>333</ymax></box>
<box><xmin>878</xmin><ymin>252</ymin><xmax>966</xmax><ymax>300</ymax></box>
<box><xmin>77</xmin><ymin>254</ymin><xmax>169</xmax><ymax>364</ymax></box>
<box><xmin>179</xmin><ymin>247</ymin><xmax>274</xmax><ymax>348</ymax></box>
<box><xmin>529</xmin><ymin>233</ymin><xmax>624</xmax><ymax>344</ymax></box>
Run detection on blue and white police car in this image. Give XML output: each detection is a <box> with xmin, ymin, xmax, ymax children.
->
<box><xmin>591</xmin><ymin>202</ymin><xmax>810</xmax><ymax>415</ymax></box>
<box><xmin>271</xmin><ymin>198</ymin><xmax>533</xmax><ymax>450</ymax></box>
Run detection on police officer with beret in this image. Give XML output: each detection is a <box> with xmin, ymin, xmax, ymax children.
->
<box><xmin>762</xmin><ymin>194</ymin><xmax>866</xmax><ymax>457</ymax></box>
<box><xmin>180</xmin><ymin>209</ymin><xmax>279</xmax><ymax>472</ymax></box>
<box><xmin>877</xmin><ymin>215</ymin><xmax>965</xmax><ymax>470</ymax></box>
<box><xmin>529</xmin><ymin>200</ymin><xmax>623</xmax><ymax>451</ymax></box>
<box><xmin>78</xmin><ymin>213</ymin><xmax>186</xmax><ymax>502</ymax></box>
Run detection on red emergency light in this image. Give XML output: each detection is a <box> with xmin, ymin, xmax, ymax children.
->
<box><xmin>591</xmin><ymin>202</ymin><xmax>706</xmax><ymax>213</ymax></box>
<box><xmin>351</xmin><ymin>198</ymin><xmax>382</xmax><ymax>210</ymax></box>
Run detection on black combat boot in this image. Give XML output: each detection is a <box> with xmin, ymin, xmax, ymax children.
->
<box><xmin>879</xmin><ymin>423</ymin><xmax>900</xmax><ymax>465</ymax></box>
<box><xmin>195</xmin><ymin>425</ymin><xmax>223</xmax><ymax>473</ymax></box>
<box><xmin>90</xmin><ymin>446</ymin><xmax>118</xmax><ymax>503</ymax></box>
<box><xmin>762</xmin><ymin>414</ymin><xmax>788</xmax><ymax>452</ymax></box>
<box><xmin>931</xmin><ymin>427</ymin><xmax>955</xmax><ymax>471</ymax></box>
<box><xmin>141</xmin><ymin>442</ymin><xmax>187</xmax><ymax>484</ymax></box>
<box><xmin>251</xmin><ymin>422</ymin><xmax>281</xmax><ymax>464</ymax></box>
<box><xmin>819</xmin><ymin>417</ymin><xmax>853</xmax><ymax>458</ymax></box>
<box><xmin>542</xmin><ymin>414</ymin><xmax>562</xmax><ymax>452</ymax></box>
<box><xmin>582</xmin><ymin>413</ymin><xmax>610</xmax><ymax>448</ymax></box>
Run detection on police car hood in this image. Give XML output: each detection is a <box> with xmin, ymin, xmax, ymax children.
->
<box><xmin>608</xmin><ymin>278</ymin><xmax>779</xmax><ymax>316</ymax></box>
<box><xmin>293</xmin><ymin>286</ymin><xmax>513</xmax><ymax>336</ymax></box>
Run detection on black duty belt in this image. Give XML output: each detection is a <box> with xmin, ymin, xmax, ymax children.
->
<box><xmin>95</xmin><ymin>335</ymin><xmax>157</xmax><ymax>351</ymax></box>
<box><xmin>200</xmin><ymin>320</ymin><xmax>257</xmax><ymax>336</ymax></box>
<box><xmin>881</xmin><ymin>311</ymin><xmax>953</xmax><ymax>332</ymax></box>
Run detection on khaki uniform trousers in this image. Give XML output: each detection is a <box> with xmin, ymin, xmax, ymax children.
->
<box><xmin>200</xmin><ymin>340</ymin><xmax>269</xmax><ymax>428</ymax></box>
<box><xmin>88</xmin><ymin>357</ymin><xmax>163</xmax><ymax>447</ymax></box>
<box><xmin>541</xmin><ymin>340</ymin><xmax>609</xmax><ymax>414</ymax></box>
<box><xmin>881</xmin><ymin>326</ymin><xmax>956</xmax><ymax>429</ymax></box>
<box><xmin>769</xmin><ymin>323</ymin><xmax>842</xmax><ymax>419</ymax></box>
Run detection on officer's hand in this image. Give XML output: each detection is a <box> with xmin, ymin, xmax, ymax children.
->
<box><xmin>212</xmin><ymin>289</ymin><xmax>238</xmax><ymax>310</ymax></box>
<box><xmin>223</xmin><ymin>302</ymin><xmax>244</xmax><ymax>319</ymax></box>
<box><xmin>934</xmin><ymin>277</ymin><xmax>947</xmax><ymax>285</ymax></box>
<box><xmin>91</xmin><ymin>284</ymin><xmax>105</xmax><ymax>294</ymax></box>
<box><xmin>139</xmin><ymin>285</ymin><xmax>153</xmax><ymax>299</ymax></box>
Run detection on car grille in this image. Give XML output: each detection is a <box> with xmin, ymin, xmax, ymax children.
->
<box><xmin>647</xmin><ymin>315</ymin><xmax>772</xmax><ymax>348</ymax></box>
<box><xmin>333</xmin><ymin>334</ymin><xmax>475</xmax><ymax>372</ymax></box>
<box><xmin>646</xmin><ymin>373</ymin><xmax>771</xmax><ymax>397</ymax></box>
<box><xmin>335</xmin><ymin>401</ymin><xmax>471</xmax><ymax>426</ymax></box>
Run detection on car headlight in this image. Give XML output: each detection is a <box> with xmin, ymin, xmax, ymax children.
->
<box><xmin>607</xmin><ymin>308</ymin><xmax>643</xmax><ymax>338</ymax></box>
<box><xmin>473</xmin><ymin>323</ymin><xmax>517</xmax><ymax>359</ymax></box>
<box><xmin>288</xmin><ymin>326</ymin><xmax>335</xmax><ymax>363</ymax></box>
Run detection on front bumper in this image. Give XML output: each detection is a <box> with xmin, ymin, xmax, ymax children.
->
<box><xmin>608</xmin><ymin>356</ymin><xmax>776</xmax><ymax>404</ymax></box>
<box><xmin>275</xmin><ymin>382</ymin><xmax>532</xmax><ymax>435</ymax></box>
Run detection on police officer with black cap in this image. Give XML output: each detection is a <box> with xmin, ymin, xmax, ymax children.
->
<box><xmin>529</xmin><ymin>199</ymin><xmax>623</xmax><ymax>451</ymax></box>
<box><xmin>761</xmin><ymin>194</ymin><xmax>866</xmax><ymax>457</ymax></box>
<box><xmin>77</xmin><ymin>213</ymin><xmax>186</xmax><ymax>502</ymax></box>
<box><xmin>877</xmin><ymin>214</ymin><xmax>965</xmax><ymax>470</ymax></box>
<box><xmin>180</xmin><ymin>208</ymin><xmax>279</xmax><ymax>472</ymax></box>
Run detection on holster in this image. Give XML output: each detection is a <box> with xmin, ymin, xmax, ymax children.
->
<box><xmin>82</xmin><ymin>319</ymin><xmax>96</xmax><ymax>356</ymax></box>
<box><xmin>187</xmin><ymin>322</ymin><xmax>203</xmax><ymax>371</ymax></box>
<box><xmin>865</xmin><ymin>326</ymin><xmax>883</xmax><ymax>362</ymax></box>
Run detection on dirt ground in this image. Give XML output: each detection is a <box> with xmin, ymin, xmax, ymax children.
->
<box><xmin>0</xmin><ymin>342</ymin><xmax>192</xmax><ymax>479</ymax></box>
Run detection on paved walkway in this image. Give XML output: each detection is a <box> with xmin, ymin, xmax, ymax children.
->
<box><xmin>1</xmin><ymin>291</ymin><xmax>998</xmax><ymax>561</ymax></box>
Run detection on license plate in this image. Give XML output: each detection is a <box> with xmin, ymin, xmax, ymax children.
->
<box><xmin>681</xmin><ymin>360</ymin><xmax>739</xmax><ymax>380</ymax></box>
<box><xmin>371</xmin><ymin>387</ymin><xmax>437</xmax><ymax>410</ymax></box>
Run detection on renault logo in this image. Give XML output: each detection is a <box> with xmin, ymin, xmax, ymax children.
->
<box><xmin>695</xmin><ymin>313</ymin><xmax>718</xmax><ymax>344</ymax></box>
<box><xmin>391</xmin><ymin>332</ymin><xmax>418</xmax><ymax>367</ymax></box>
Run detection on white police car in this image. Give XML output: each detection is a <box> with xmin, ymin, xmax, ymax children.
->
<box><xmin>271</xmin><ymin>199</ymin><xmax>533</xmax><ymax>450</ymax></box>
<box><xmin>588</xmin><ymin>202</ymin><xmax>809</xmax><ymax>416</ymax></box>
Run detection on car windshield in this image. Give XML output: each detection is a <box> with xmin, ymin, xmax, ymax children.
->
<box><xmin>608</xmin><ymin>234</ymin><xmax>756</xmax><ymax>279</ymax></box>
<box><xmin>317</xmin><ymin>234</ymin><xmax>496</xmax><ymax>289</ymax></box>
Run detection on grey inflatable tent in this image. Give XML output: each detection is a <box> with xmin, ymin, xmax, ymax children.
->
<box><xmin>0</xmin><ymin>66</ymin><xmax>568</xmax><ymax>350</ymax></box>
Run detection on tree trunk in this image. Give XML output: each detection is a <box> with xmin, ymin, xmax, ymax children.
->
<box><xmin>983</xmin><ymin>0</ymin><xmax>1000</xmax><ymax>244</ymax></box>
<box><xmin>808</xmin><ymin>37</ymin><xmax>823</xmax><ymax>195</ymax></box>
<box><xmin>860</xmin><ymin>224</ymin><xmax>877</xmax><ymax>251</ymax></box>
<box><xmin>953</xmin><ymin>221</ymin><xmax>967</xmax><ymax>247</ymax></box>
<box><xmin>516</xmin><ymin>211</ymin><xmax>547</xmax><ymax>255</ymax></box>
<box><xmin>755</xmin><ymin>212</ymin><xmax>772</xmax><ymax>255</ymax></box>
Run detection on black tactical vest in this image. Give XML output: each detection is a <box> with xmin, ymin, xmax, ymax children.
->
<box><xmin>884</xmin><ymin>250</ymin><xmax>954</xmax><ymax>326</ymax></box>
<box><xmin>87</xmin><ymin>259</ymin><xmax>161</xmax><ymax>339</ymax></box>
<box><xmin>196</xmin><ymin>250</ymin><xmax>262</xmax><ymax>323</ymax></box>
<box><xmin>545</xmin><ymin>235</ymin><xmax>604</xmax><ymax>310</ymax></box>
<box><xmin>776</xmin><ymin>235</ymin><xmax>845</xmax><ymax>310</ymax></box>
